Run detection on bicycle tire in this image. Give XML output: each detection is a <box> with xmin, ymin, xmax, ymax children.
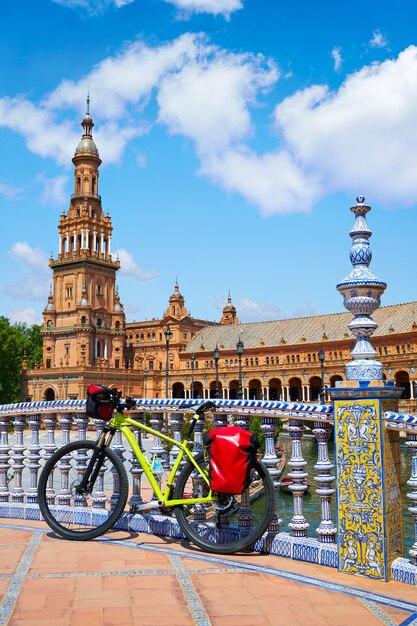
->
<box><xmin>38</xmin><ymin>440</ymin><xmax>129</xmax><ymax>541</ymax></box>
<box><xmin>174</xmin><ymin>452</ymin><xmax>275</xmax><ymax>554</ymax></box>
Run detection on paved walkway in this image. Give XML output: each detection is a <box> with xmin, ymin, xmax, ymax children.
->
<box><xmin>0</xmin><ymin>520</ymin><xmax>416</xmax><ymax>626</ymax></box>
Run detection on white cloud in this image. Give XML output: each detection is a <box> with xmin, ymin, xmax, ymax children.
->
<box><xmin>163</xmin><ymin>0</ymin><xmax>243</xmax><ymax>18</ymax></box>
<box><xmin>5</xmin><ymin>35</ymin><xmax>417</xmax><ymax>218</ymax></box>
<box><xmin>290</xmin><ymin>299</ymin><xmax>321</xmax><ymax>318</ymax></box>
<box><xmin>116</xmin><ymin>249</ymin><xmax>157</xmax><ymax>281</ymax></box>
<box><xmin>53</xmin><ymin>0</ymin><xmax>241</xmax><ymax>17</ymax></box>
<box><xmin>5</xmin><ymin>242</ymin><xmax>51</xmax><ymax>302</ymax></box>
<box><xmin>370</xmin><ymin>29</ymin><xmax>388</xmax><ymax>49</ymax></box>
<box><xmin>0</xmin><ymin>180</ymin><xmax>25</xmax><ymax>201</ymax></box>
<box><xmin>8</xmin><ymin>307</ymin><xmax>42</xmax><ymax>325</ymax></box>
<box><xmin>201</xmin><ymin>148</ymin><xmax>321</xmax><ymax>217</ymax></box>
<box><xmin>331</xmin><ymin>47</ymin><xmax>343</xmax><ymax>73</ymax></box>
<box><xmin>236</xmin><ymin>297</ymin><xmax>284</xmax><ymax>322</ymax></box>
<box><xmin>52</xmin><ymin>0</ymin><xmax>132</xmax><ymax>15</ymax></box>
<box><xmin>9</xmin><ymin>242</ymin><xmax>49</xmax><ymax>273</ymax></box>
<box><xmin>274</xmin><ymin>46</ymin><xmax>417</xmax><ymax>209</ymax></box>
<box><xmin>0</xmin><ymin>97</ymin><xmax>78</xmax><ymax>166</ymax></box>
<box><xmin>36</xmin><ymin>174</ymin><xmax>68</xmax><ymax>207</ymax></box>
<box><xmin>158</xmin><ymin>52</ymin><xmax>278</xmax><ymax>155</ymax></box>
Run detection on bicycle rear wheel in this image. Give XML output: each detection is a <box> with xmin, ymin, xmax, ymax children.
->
<box><xmin>174</xmin><ymin>453</ymin><xmax>275</xmax><ymax>554</ymax></box>
<box><xmin>38</xmin><ymin>440</ymin><xmax>129</xmax><ymax>541</ymax></box>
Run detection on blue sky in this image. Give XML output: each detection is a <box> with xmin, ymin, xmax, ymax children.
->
<box><xmin>1</xmin><ymin>0</ymin><xmax>417</xmax><ymax>326</ymax></box>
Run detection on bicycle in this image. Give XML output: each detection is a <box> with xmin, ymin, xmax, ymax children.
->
<box><xmin>37</xmin><ymin>386</ymin><xmax>275</xmax><ymax>554</ymax></box>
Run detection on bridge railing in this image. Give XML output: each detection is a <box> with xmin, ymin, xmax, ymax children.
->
<box><xmin>0</xmin><ymin>398</ymin><xmax>416</xmax><ymax>583</ymax></box>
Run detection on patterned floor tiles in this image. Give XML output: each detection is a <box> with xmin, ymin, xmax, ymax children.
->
<box><xmin>0</xmin><ymin>521</ymin><xmax>416</xmax><ymax>626</ymax></box>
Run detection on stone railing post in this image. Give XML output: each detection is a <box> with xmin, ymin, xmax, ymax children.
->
<box><xmin>128</xmin><ymin>413</ymin><xmax>144</xmax><ymax>509</ymax></box>
<box><xmin>312</xmin><ymin>421</ymin><xmax>336</xmax><ymax>543</ymax></box>
<box><xmin>260</xmin><ymin>417</ymin><xmax>280</xmax><ymax>486</ymax></box>
<box><xmin>43</xmin><ymin>413</ymin><xmax>58</xmax><ymax>505</ymax></box>
<box><xmin>26</xmin><ymin>414</ymin><xmax>42</xmax><ymax>504</ymax></box>
<box><xmin>405</xmin><ymin>433</ymin><xmax>417</xmax><ymax>565</ymax></box>
<box><xmin>287</xmin><ymin>419</ymin><xmax>309</xmax><ymax>538</ymax></box>
<box><xmin>11</xmin><ymin>415</ymin><xmax>26</xmax><ymax>503</ymax></box>
<box><xmin>0</xmin><ymin>416</ymin><xmax>10</xmax><ymax>502</ymax></box>
<box><xmin>170</xmin><ymin>413</ymin><xmax>184</xmax><ymax>466</ymax></box>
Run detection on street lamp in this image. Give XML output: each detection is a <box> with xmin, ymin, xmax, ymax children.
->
<box><xmin>213</xmin><ymin>345</ymin><xmax>220</xmax><ymax>398</ymax></box>
<box><xmin>190</xmin><ymin>353</ymin><xmax>195</xmax><ymax>399</ymax></box>
<box><xmin>164</xmin><ymin>326</ymin><xmax>173</xmax><ymax>399</ymax></box>
<box><xmin>236</xmin><ymin>338</ymin><xmax>244</xmax><ymax>399</ymax></box>
<box><xmin>318</xmin><ymin>348</ymin><xmax>326</xmax><ymax>403</ymax></box>
<box><xmin>143</xmin><ymin>368</ymin><xmax>148</xmax><ymax>398</ymax></box>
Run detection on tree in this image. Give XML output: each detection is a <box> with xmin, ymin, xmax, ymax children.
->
<box><xmin>0</xmin><ymin>318</ymin><xmax>43</xmax><ymax>404</ymax></box>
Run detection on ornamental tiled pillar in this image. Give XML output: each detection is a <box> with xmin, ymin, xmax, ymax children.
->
<box><xmin>331</xmin><ymin>197</ymin><xmax>403</xmax><ymax>581</ymax></box>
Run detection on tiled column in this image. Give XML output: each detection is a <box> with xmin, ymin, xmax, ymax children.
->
<box><xmin>331</xmin><ymin>382</ymin><xmax>403</xmax><ymax>581</ymax></box>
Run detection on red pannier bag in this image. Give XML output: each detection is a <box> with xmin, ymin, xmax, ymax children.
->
<box><xmin>203</xmin><ymin>426</ymin><xmax>260</xmax><ymax>494</ymax></box>
<box><xmin>86</xmin><ymin>384</ymin><xmax>119</xmax><ymax>421</ymax></box>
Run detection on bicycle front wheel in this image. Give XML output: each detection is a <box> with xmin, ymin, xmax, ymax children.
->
<box><xmin>174</xmin><ymin>453</ymin><xmax>275</xmax><ymax>554</ymax></box>
<box><xmin>38</xmin><ymin>440</ymin><xmax>129</xmax><ymax>541</ymax></box>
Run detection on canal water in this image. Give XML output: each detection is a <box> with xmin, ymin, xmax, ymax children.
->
<box><xmin>276</xmin><ymin>433</ymin><xmax>414</xmax><ymax>555</ymax></box>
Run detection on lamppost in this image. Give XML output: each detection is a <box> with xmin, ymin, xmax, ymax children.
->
<box><xmin>318</xmin><ymin>348</ymin><xmax>326</xmax><ymax>403</ymax></box>
<box><xmin>190</xmin><ymin>353</ymin><xmax>195</xmax><ymax>399</ymax></box>
<box><xmin>213</xmin><ymin>345</ymin><xmax>220</xmax><ymax>398</ymax></box>
<box><xmin>143</xmin><ymin>368</ymin><xmax>148</xmax><ymax>398</ymax></box>
<box><xmin>164</xmin><ymin>326</ymin><xmax>173</xmax><ymax>399</ymax></box>
<box><xmin>236</xmin><ymin>338</ymin><xmax>244</xmax><ymax>399</ymax></box>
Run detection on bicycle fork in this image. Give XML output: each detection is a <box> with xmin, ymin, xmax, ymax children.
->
<box><xmin>76</xmin><ymin>429</ymin><xmax>115</xmax><ymax>494</ymax></box>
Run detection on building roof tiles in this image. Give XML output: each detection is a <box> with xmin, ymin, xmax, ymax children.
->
<box><xmin>185</xmin><ymin>301</ymin><xmax>417</xmax><ymax>354</ymax></box>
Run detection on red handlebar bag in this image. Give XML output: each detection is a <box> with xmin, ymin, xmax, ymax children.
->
<box><xmin>203</xmin><ymin>426</ymin><xmax>260</xmax><ymax>494</ymax></box>
<box><xmin>86</xmin><ymin>384</ymin><xmax>116</xmax><ymax>421</ymax></box>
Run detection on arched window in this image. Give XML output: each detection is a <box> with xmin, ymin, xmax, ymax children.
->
<box><xmin>115</xmin><ymin>321</ymin><xmax>120</xmax><ymax>329</ymax></box>
<box><xmin>172</xmin><ymin>306</ymin><xmax>175</xmax><ymax>314</ymax></box>
<box><xmin>91</xmin><ymin>176</ymin><xmax>96</xmax><ymax>194</ymax></box>
<box><xmin>46</xmin><ymin>320</ymin><xmax>52</xmax><ymax>328</ymax></box>
<box><xmin>225</xmin><ymin>359</ymin><xmax>229</xmax><ymax>367</ymax></box>
<box><xmin>265</xmin><ymin>357</ymin><xmax>269</xmax><ymax>365</ymax></box>
<box><xmin>80</xmin><ymin>316</ymin><xmax>86</xmax><ymax>325</ymax></box>
<box><xmin>76</xmin><ymin>176</ymin><xmax>81</xmax><ymax>193</ymax></box>
<box><xmin>255</xmin><ymin>358</ymin><xmax>258</xmax><ymax>366</ymax></box>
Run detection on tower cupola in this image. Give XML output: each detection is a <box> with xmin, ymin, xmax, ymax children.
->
<box><xmin>220</xmin><ymin>291</ymin><xmax>239</xmax><ymax>325</ymax></box>
<box><xmin>166</xmin><ymin>278</ymin><xmax>188</xmax><ymax>319</ymax></box>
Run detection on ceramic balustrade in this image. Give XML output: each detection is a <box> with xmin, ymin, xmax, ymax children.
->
<box><xmin>0</xmin><ymin>403</ymin><xmax>416</xmax><ymax>585</ymax></box>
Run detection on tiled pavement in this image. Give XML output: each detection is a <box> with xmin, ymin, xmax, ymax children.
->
<box><xmin>0</xmin><ymin>520</ymin><xmax>416</xmax><ymax>626</ymax></box>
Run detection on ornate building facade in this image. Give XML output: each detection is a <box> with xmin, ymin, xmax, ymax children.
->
<box><xmin>21</xmin><ymin>110</ymin><xmax>417</xmax><ymax>412</ymax></box>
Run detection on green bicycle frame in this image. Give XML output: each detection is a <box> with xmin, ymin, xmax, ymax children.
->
<box><xmin>109</xmin><ymin>412</ymin><xmax>215</xmax><ymax>508</ymax></box>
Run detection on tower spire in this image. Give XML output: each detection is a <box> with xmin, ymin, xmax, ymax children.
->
<box><xmin>86</xmin><ymin>88</ymin><xmax>90</xmax><ymax>116</ymax></box>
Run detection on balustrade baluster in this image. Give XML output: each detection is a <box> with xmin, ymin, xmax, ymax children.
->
<box><xmin>150</xmin><ymin>413</ymin><xmax>165</xmax><ymax>461</ymax></box>
<box><xmin>287</xmin><ymin>419</ymin><xmax>309</xmax><ymax>537</ymax></box>
<box><xmin>76</xmin><ymin>412</ymin><xmax>89</xmax><ymax>441</ymax></box>
<box><xmin>260</xmin><ymin>417</ymin><xmax>280</xmax><ymax>486</ymax></box>
<box><xmin>312</xmin><ymin>421</ymin><xmax>336</xmax><ymax>543</ymax></box>
<box><xmin>60</xmin><ymin>413</ymin><xmax>73</xmax><ymax>446</ymax></box>
<box><xmin>56</xmin><ymin>413</ymin><xmax>73</xmax><ymax>506</ymax></box>
<box><xmin>214</xmin><ymin>410</ymin><xmax>228</xmax><ymax>430</ymax></box>
<box><xmin>0</xmin><ymin>416</ymin><xmax>10</xmax><ymax>502</ymax></box>
<box><xmin>11</xmin><ymin>415</ymin><xmax>26</xmax><ymax>503</ymax></box>
<box><xmin>43</xmin><ymin>413</ymin><xmax>58</xmax><ymax>505</ymax></box>
<box><xmin>235</xmin><ymin>414</ymin><xmax>254</xmax><ymax>530</ymax></box>
<box><xmin>26</xmin><ymin>414</ymin><xmax>42</xmax><ymax>504</ymax></box>
<box><xmin>129</xmin><ymin>414</ymin><xmax>144</xmax><ymax>509</ymax></box>
<box><xmin>110</xmin><ymin>428</ymin><xmax>126</xmax><ymax>510</ymax></box>
<box><xmin>193</xmin><ymin>418</ymin><xmax>204</xmax><ymax>454</ymax></box>
<box><xmin>405</xmin><ymin>433</ymin><xmax>417</xmax><ymax>565</ymax></box>
<box><xmin>91</xmin><ymin>420</ymin><xmax>107</xmax><ymax>508</ymax></box>
<box><xmin>169</xmin><ymin>413</ymin><xmax>183</xmax><ymax>467</ymax></box>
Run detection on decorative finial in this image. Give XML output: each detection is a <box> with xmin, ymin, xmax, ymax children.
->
<box><xmin>86</xmin><ymin>88</ymin><xmax>90</xmax><ymax>116</ymax></box>
<box><xmin>336</xmin><ymin>197</ymin><xmax>387</xmax><ymax>381</ymax></box>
